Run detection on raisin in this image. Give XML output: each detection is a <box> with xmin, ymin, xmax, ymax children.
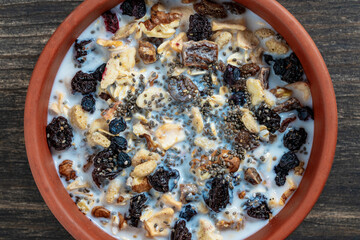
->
<box><xmin>71</xmin><ymin>71</ymin><xmax>97</xmax><ymax>95</ymax></box>
<box><xmin>254</xmin><ymin>104</ymin><xmax>281</xmax><ymax>133</ymax></box>
<box><xmin>229</xmin><ymin>91</ymin><xmax>247</xmax><ymax>106</ymax></box>
<box><xmin>179</xmin><ymin>204</ymin><xmax>197</xmax><ymax>221</ymax></box>
<box><xmin>74</xmin><ymin>39</ymin><xmax>92</xmax><ymax>64</ymax></box>
<box><xmin>263</xmin><ymin>54</ymin><xmax>273</xmax><ymax>65</ymax></box>
<box><xmin>46</xmin><ymin>116</ymin><xmax>73</xmax><ymax>151</ymax></box>
<box><xmin>81</xmin><ymin>95</ymin><xmax>96</xmax><ymax>113</ymax></box>
<box><xmin>148</xmin><ymin>166</ymin><xmax>179</xmax><ymax>193</ymax></box>
<box><xmin>128</xmin><ymin>193</ymin><xmax>148</xmax><ymax>227</ymax></box>
<box><xmin>168</xmin><ymin>75</ymin><xmax>199</xmax><ymax>102</ymax></box>
<box><xmin>109</xmin><ymin>117</ymin><xmax>127</xmax><ymax>134</ymax></box>
<box><xmin>187</xmin><ymin>14</ymin><xmax>212</xmax><ymax>41</ymax></box>
<box><xmin>274</xmin><ymin>151</ymin><xmax>299</xmax><ymax>186</ymax></box>
<box><xmin>92</xmin><ymin>63</ymin><xmax>106</xmax><ymax>82</ymax></box>
<box><xmin>117</xmin><ymin>152</ymin><xmax>131</xmax><ymax>168</ymax></box>
<box><xmin>101</xmin><ymin>10</ymin><xmax>119</xmax><ymax>34</ymax></box>
<box><xmin>99</xmin><ymin>92</ymin><xmax>111</xmax><ymax>101</ymax></box>
<box><xmin>171</xmin><ymin>220</ymin><xmax>192</xmax><ymax>240</ymax></box>
<box><xmin>92</xmin><ymin>148</ymin><xmax>122</xmax><ymax>187</ymax></box>
<box><xmin>110</xmin><ymin>136</ymin><xmax>128</xmax><ymax>151</ymax></box>
<box><xmin>273</xmin><ymin>98</ymin><xmax>302</xmax><ymax>113</ymax></box>
<box><xmin>204</xmin><ymin>177</ymin><xmax>231</xmax><ymax>213</ymax></box>
<box><xmin>245</xmin><ymin>193</ymin><xmax>271</xmax><ymax>220</ymax></box>
<box><xmin>182</xmin><ymin>40</ymin><xmax>218</xmax><ymax>69</ymax></box>
<box><xmin>223</xmin><ymin>64</ymin><xmax>246</xmax><ymax>88</ymax></box>
<box><xmin>193</xmin><ymin>0</ymin><xmax>227</xmax><ymax>19</ymax></box>
<box><xmin>297</xmin><ymin>107</ymin><xmax>314</xmax><ymax>121</ymax></box>
<box><xmin>266</xmin><ymin>53</ymin><xmax>304</xmax><ymax>83</ymax></box>
<box><xmin>235</xmin><ymin>129</ymin><xmax>259</xmax><ymax>150</ymax></box>
<box><xmin>240</xmin><ymin>63</ymin><xmax>260</xmax><ymax>78</ymax></box>
<box><xmin>283</xmin><ymin>128</ymin><xmax>307</xmax><ymax>151</ymax></box>
<box><xmin>120</xmin><ymin>0</ymin><xmax>146</xmax><ymax>19</ymax></box>
<box><xmin>223</xmin><ymin>2</ymin><xmax>246</xmax><ymax>15</ymax></box>
<box><xmin>143</xmin><ymin>37</ymin><xmax>164</xmax><ymax>47</ymax></box>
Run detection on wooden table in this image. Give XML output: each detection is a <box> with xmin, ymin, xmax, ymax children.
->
<box><xmin>0</xmin><ymin>0</ymin><xmax>359</xmax><ymax>239</ymax></box>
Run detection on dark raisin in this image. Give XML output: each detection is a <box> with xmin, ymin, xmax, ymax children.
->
<box><xmin>71</xmin><ymin>71</ymin><xmax>97</xmax><ymax>95</ymax></box>
<box><xmin>273</xmin><ymin>98</ymin><xmax>302</xmax><ymax>113</ymax></box>
<box><xmin>274</xmin><ymin>151</ymin><xmax>299</xmax><ymax>186</ymax></box>
<box><xmin>204</xmin><ymin>177</ymin><xmax>231</xmax><ymax>213</ymax></box>
<box><xmin>120</xmin><ymin>0</ymin><xmax>146</xmax><ymax>19</ymax></box>
<box><xmin>179</xmin><ymin>204</ymin><xmax>197</xmax><ymax>221</ymax></box>
<box><xmin>74</xmin><ymin>39</ymin><xmax>92</xmax><ymax>64</ymax></box>
<box><xmin>109</xmin><ymin>117</ymin><xmax>127</xmax><ymax>134</ymax></box>
<box><xmin>267</xmin><ymin>53</ymin><xmax>304</xmax><ymax>83</ymax></box>
<box><xmin>128</xmin><ymin>193</ymin><xmax>148</xmax><ymax>227</ymax></box>
<box><xmin>92</xmin><ymin>63</ymin><xmax>106</xmax><ymax>82</ymax></box>
<box><xmin>254</xmin><ymin>104</ymin><xmax>281</xmax><ymax>133</ymax></box>
<box><xmin>229</xmin><ymin>91</ymin><xmax>247</xmax><ymax>106</ymax></box>
<box><xmin>193</xmin><ymin>0</ymin><xmax>227</xmax><ymax>19</ymax></box>
<box><xmin>99</xmin><ymin>92</ymin><xmax>111</xmax><ymax>101</ymax></box>
<box><xmin>182</xmin><ymin>40</ymin><xmax>218</xmax><ymax>69</ymax></box>
<box><xmin>297</xmin><ymin>107</ymin><xmax>314</xmax><ymax>121</ymax></box>
<box><xmin>117</xmin><ymin>152</ymin><xmax>131</xmax><ymax>168</ymax></box>
<box><xmin>171</xmin><ymin>220</ymin><xmax>192</xmax><ymax>240</ymax></box>
<box><xmin>148</xmin><ymin>166</ymin><xmax>179</xmax><ymax>193</ymax></box>
<box><xmin>81</xmin><ymin>95</ymin><xmax>96</xmax><ymax>113</ymax></box>
<box><xmin>283</xmin><ymin>128</ymin><xmax>307</xmax><ymax>151</ymax></box>
<box><xmin>46</xmin><ymin>116</ymin><xmax>73</xmax><ymax>151</ymax></box>
<box><xmin>263</xmin><ymin>54</ymin><xmax>274</xmax><ymax>65</ymax></box>
<box><xmin>235</xmin><ymin>129</ymin><xmax>260</xmax><ymax>150</ymax></box>
<box><xmin>101</xmin><ymin>10</ymin><xmax>119</xmax><ymax>34</ymax></box>
<box><xmin>223</xmin><ymin>2</ymin><xmax>246</xmax><ymax>15</ymax></box>
<box><xmin>244</xmin><ymin>193</ymin><xmax>271</xmax><ymax>219</ymax></box>
<box><xmin>223</xmin><ymin>64</ymin><xmax>246</xmax><ymax>88</ymax></box>
<box><xmin>240</xmin><ymin>63</ymin><xmax>260</xmax><ymax>78</ymax></box>
<box><xmin>143</xmin><ymin>37</ymin><xmax>164</xmax><ymax>47</ymax></box>
<box><xmin>110</xmin><ymin>136</ymin><xmax>128</xmax><ymax>151</ymax></box>
<box><xmin>92</xmin><ymin>148</ymin><xmax>122</xmax><ymax>187</ymax></box>
<box><xmin>187</xmin><ymin>14</ymin><xmax>212</xmax><ymax>41</ymax></box>
<box><xmin>275</xmin><ymin>172</ymin><xmax>287</xmax><ymax>186</ymax></box>
<box><xmin>168</xmin><ymin>75</ymin><xmax>199</xmax><ymax>102</ymax></box>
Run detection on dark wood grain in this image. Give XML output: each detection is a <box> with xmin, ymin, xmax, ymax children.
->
<box><xmin>0</xmin><ymin>0</ymin><xmax>359</xmax><ymax>239</ymax></box>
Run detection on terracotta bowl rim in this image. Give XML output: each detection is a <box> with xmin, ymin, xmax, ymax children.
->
<box><xmin>24</xmin><ymin>0</ymin><xmax>338</xmax><ymax>239</ymax></box>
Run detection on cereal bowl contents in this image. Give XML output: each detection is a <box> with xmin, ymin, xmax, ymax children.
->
<box><xmin>45</xmin><ymin>0</ymin><xmax>316</xmax><ymax>239</ymax></box>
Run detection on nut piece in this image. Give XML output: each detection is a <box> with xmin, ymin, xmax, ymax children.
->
<box><xmin>211</xmin><ymin>31</ymin><xmax>232</xmax><ymax>49</ymax></box>
<box><xmin>280</xmin><ymin>183</ymin><xmax>297</xmax><ymax>205</ymax></box>
<box><xmin>118</xmin><ymin>213</ymin><xmax>127</xmax><ymax>230</ymax></box>
<box><xmin>194</xmin><ymin>136</ymin><xmax>217</xmax><ymax>152</ymax></box>
<box><xmin>170</xmin><ymin>32</ymin><xmax>188</xmax><ymax>52</ymax></box>
<box><xmin>294</xmin><ymin>161</ymin><xmax>305</xmax><ymax>176</ymax></box>
<box><xmin>91</xmin><ymin>206</ymin><xmax>111</xmax><ymax>218</ymax></box>
<box><xmin>258</xmin><ymin>67</ymin><xmax>270</xmax><ymax>89</ymax></box>
<box><xmin>197</xmin><ymin>219</ymin><xmax>223</xmax><ymax>240</ymax></box>
<box><xmin>139</xmin><ymin>41</ymin><xmax>157</xmax><ymax>64</ymax></box>
<box><xmin>113</xmin><ymin>21</ymin><xmax>138</xmax><ymax>40</ymax></box>
<box><xmin>211</xmin><ymin>150</ymin><xmax>241</xmax><ymax>173</ymax></box>
<box><xmin>136</xmin><ymin>87</ymin><xmax>170</xmax><ymax>111</ymax></box>
<box><xmin>191</xmin><ymin>107</ymin><xmax>204</xmax><ymax>133</ymax></box>
<box><xmin>216</xmin><ymin>218</ymin><xmax>244</xmax><ymax>231</ymax></box>
<box><xmin>265</xmin><ymin>39</ymin><xmax>289</xmax><ymax>54</ymax></box>
<box><xmin>273</xmin><ymin>97</ymin><xmax>302</xmax><ymax>113</ymax></box>
<box><xmin>59</xmin><ymin>160</ymin><xmax>77</xmax><ymax>181</ymax></box>
<box><xmin>155</xmin><ymin>123</ymin><xmax>186</xmax><ymax>150</ymax></box>
<box><xmin>182</xmin><ymin>40</ymin><xmax>218</xmax><ymax>69</ymax></box>
<box><xmin>106</xmin><ymin>179</ymin><xmax>121</xmax><ymax>204</ymax></box>
<box><xmin>132</xmin><ymin>149</ymin><xmax>161</xmax><ymax>166</ymax></box>
<box><xmin>131</xmin><ymin>160</ymin><xmax>157</xmax><ymax>178</ymax></box>
<box><xmin>236</xmin><ymin>30</ymin><xmax>259</xmax><ymax>50</ymax></box>
<box><xmin>143</xmin><ymin>208</ymin><xmax>175</xmax><ymax>237</ymax></box>
<box><xmin>255</xmin><ymin>28</ymin><xmax>275</xmax><ymax>39</ymax></box>
<box><xmin>244</xmin><ymin>167</ymin><xmax>262</xmax><ymax>185</ymax></box>
<box><xmin>241</xmin><ymin>110</ymin><xmax>260</xmax><ymax>133</ymax></box>
<box><xmin>270</xmin><ymin>87</ymin><xmax>293</xmax><ymax>99</ymax></box>
<box><xmin>69</xmin><ymin>105</ymin><xmax>88</xmax><ymax>130</ymax></box>
<box><xmin>132</xmin><ymin>177</ymin><xmax>152</xmax><ymax>193</ymax></box>
<box><xmin>212</xmin><ymin>20</ymin><xmax>246</xmax><ymax>31</ymax></box>
<box><xmin>180</xmin><ymin>184</ymin><xmax>198</xmax><ymax>203</ymax></box>
<box><xmin>285</xmin><ymin>82</ymin><xmax>311</xmax><ymax>104</ymax></box>
<box><xmin>160</xmin><ymin>194</ymin><xmax>182</xmax><ymax>211</ymax></box>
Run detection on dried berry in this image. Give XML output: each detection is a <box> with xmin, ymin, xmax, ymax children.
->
<box><xmin>229</xmin><ymin>91</ymin><xmax>247</xmax><ymax>106</ymax></box>
<box><xmin>171</xmin><ymin>220</ymin><xmax>192</xmax><ymax>240</ymax></box>
<box><xmin>117</xmin><ymin>152</ymin><xmax>131</xmax><ymax>168</ymax></box>
<box><xmin>254</xmin><ymin>104</ymin><xmax>281</xmax><ymax>133</ymax></box>
<box><xmin>273</xmin><ymin>98</ymin><xmax>302</xmax><ymax>113</ymax></box>
<box><xmin>92</xmin><ymin>148</ymin><xmax>122</xmax><ymax>187</ymax></box>
<box><xmin>223</xmin><ymin>64</ymin><xmax>246</xmax><ymax>88</ymax></box>
<box><xmin>110</xmin><ymin>136</ymin><xmax>128</xmax><ymax>151</ymax></box>
<box><xmin>120</xmin><ymin>0</ymin><xmax>146</xmax><ymax>19</ymax></box>
<box><xmin>128</xmin><ymin>193</ymin><xmax>148</xmax><ymax>227</ymax></box>
<box><xmin>138</xmin><ymin>40</ymin><xmax>157</xmax><ymax>64</ymax></box>
<box><xmin>193</xmin><ymin>0</ymin><xmax>227</xmax><ymax>19</ymax></box>
<box><xmin>148</xmin><ymin>166</ymin><xmax>179</xmax><ymax>193</ymax></box>
<box><xmin>99</xmin><ymin>92</ymin><xmax>111</xmax><ymax>101</ymax></box>
<box><xmin>223</xmin><ymin>2</ymin><xmax>246</xmax><ymax>15</ymax></box>
<box><xmin>46</xmin><ymin>116</ymin><xmax>73</xmax><ymax>151</ymax></box>
<box><xmin>182</xmin><ymin>40</ymin><xmax>218</xmax><ymax>69</ymax></box>
<box><xmin>168</xmin><ymin>75</ymin><xmax>199</xmax><ymax>102</ymax></box>
<box><xmin>283</xmin><ymin>128</ymin><xmax>307</xmax><ymax>151</ymax></box>
<box><xmin>109</xmin><ymin>117</ymin><xmax>127</xmax><ymax>134</ymax></box>
<box><xmin>81</xmin><ymin>95</ymin><xmax>96</xmax><ymax>113</ymax></box>
<box><xmin>245</xmin><ymin>193</ymin><xmax>271</xmax><ymax>219</ymax></box>
<box><xmin>274</xmin><ymin>151</ymin><xmax>299</xmax><ymax>186</ymax></box>
<box><xmin>179</xmin><ymin>204</ymin><xmax>197</xmax><ymax>221</ymax></box>
<box><xmin>297</xmin><ymin>107</ymin><xmax>314</xmax><ymax>121</ymax></box>
<box><xmin>71</xmin><ymin>71</ymin><xmax>97</xmax><ymax>95</ymax></box>
<box><xmin>187</xmin><ymin>14</ymin><xmax>212</xmax><ymax>41</ymax></box>
<box><xmin>92</xmin><ymin>63</ymin><xmax>106</xmax><ymax>82</ymax></box>
<box><xmin>204</xmin><ymin>177</ymin><xmax>231</xmax><ymax>213</ymax></box>
<box><xmin>143</xmin><ymin>37</ymin><xmax>164</xmax><ymax>47</ymax></box>
<box><xmin>235</xmin><ymin>129</ymin><xmax>259</xmax><ymax>150</ymax></box>
<box><xmin>265</xmin><ymin>53</ymin><xmax>304</xmax><ymax>83</ymax></box>
<box><xmin>240</xmin><ymin>63</ymin><xmax>260</xmax><ymax>78</ymax></box>
<box><xmin>102</xmin><ymin>10</ymin><xmax>119</xmax><ymax>34</ymax></box>
<box><xmin>74</xmin><ymin>39</ymin><xmax>92</xmax><ymax>64</ymax></box>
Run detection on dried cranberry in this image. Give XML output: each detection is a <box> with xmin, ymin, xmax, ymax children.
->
<box><xmin>297</xmin><ymin>107</ymin><xmax>314</xmax><ymax>121</ymax></box>
<box><xmin>46</xmin><ymin>116</ymin><xmax>73</xmax><ymax>151</ymax></box>
<box><xmin>148</xmin><ymin>166</ymin><xmax>179</xmax><ymax>193</ymax></box>
<box><xmin>120</xmin><ymin>0</ymin><xmax>146</xmax><ymax>19</ymax></box>
<box><xmin>110</xmin><ymin>136</ymin><xmax>128</xmax><ymax>151</ymax></box>
<box><xmin>245</xmin><ymin>193</ymin><xmax>271</xmax><ymax>219</ymax></box>
<box><xmin>187</xmin><ymin>14</ymin><xmax>212</xmax><ymax>41</ymax></box>
<box><xmin>223</xmin><ymin>2</ymin><xmax>246</xmax><ymax>15</ymax></box>
<box><xmin>92</xmin><ymin>148</ymin><xmax>122</xmax><ymax>187</ymax></box>
<box><xmin>179</xmin><ymin>204</ymin><xmax>197</xmax><ymax>221</ymax></box>
<box><xmin>81</xmin><ymin>95</ymin><xmax>96</xmax><ymax>113</ymax></box>
<box><xmin>254</xmin><ymin>104</ymin><xmax>281</xmax><ymax>133</ymax></box>
<box><xmin>283</xmin><ymin>128</ymin><xmax>307</xmax><ymax>151</ymax></box>
<box><xmin>171</xmin><ymin>220</ymin><xmax>192</xmax><ymax>240</ymax></box>
<box><xmin>204</xmin><ymin>177</ymin><xmax>231</xmax><ymax>213</ymax></box>
<box><xmin>266</xmin><ymin>53</ymin><xmax>304</xmax><ymax>83</ymax></box>
<box><xmin>128</xmin><ymin>193</ymin><xmax>148</xmax><ymax>227</ymax></box>
<box><xmin>71</xmin><ymin>71</ymin><xmax>97</xmax><ymax>95</ymax></box>
<box><xmin>229</xmin><ymin>91</ymin><xmax>247</xmax><ymax>106</ymax></box>
<box><xmin>109</xmin><ymin>117</ymin><xmax>127</xmax><ymax>134</ymax></box>
<box><xmin>274</xmin><ymin>151</ymin><xmax>299</xmax><ymax>186</ymax></box>
<box><xmin>102</xmin><ymin>10</ymin><xmax>119</xmax><ymax>34</ymax></box>
<box><xmin>74</xmin><ymin>39</ymin><xmax>92</xmax><ymax>64</ymax></box>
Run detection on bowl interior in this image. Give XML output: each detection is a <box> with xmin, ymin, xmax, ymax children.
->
<box><xmin>24</xmin><ymin>0</ymin><xmax>337</xmax><ymax>239</ymax></box>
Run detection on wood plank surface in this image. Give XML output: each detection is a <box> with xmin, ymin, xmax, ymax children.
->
<box><xmin>0</xmin><ymin>0</ymin><xmax>359</xmax><ymax>239</ymax></box>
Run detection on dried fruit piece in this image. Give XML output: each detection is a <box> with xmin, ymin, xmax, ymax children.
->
<box><xmin>229</xmin><ymin>91</ymin><xmax>247</xmax><ymax>106</ymax></box>
<box><xmin>245</xmin><ymin>193</ymin><xmax>271</xmax><ymax>219</ymax></box>
<box><xmin>223</xmin><ymin>2</ymin><xmax>246</xmax><ymax>15</ymax></box>
<box><xmin>138</xmin><ymin>41</ymin><xmax>157</xmax><ymax>64</ymax></box>
<box><xmin>109</xmin><ymin>117</ymin><xmax>127</xmax><ymax>134</ymax></box>
<box><xmin>59</xmin><ymin>160</ymin><xmax>77</xmax><ymax>181</ymax></box>
<box><xmin>193</xmin><ymin>0</ymin><xmax>227</xmax><ymax>19</ymax></box>
<box><xmin>182</xmin><ymin>40</ymin><xmax>218</xmax><ymax>69</ymax></box>
<box><xmin>223</xmin><ymin>64</ymin><xmax>245</xmax><ymax>87</ymax></box>
<box><xmin>254</xmin><ymin>104</ymin><xmax>281</xmax><ymax>133</ymax></box>
<box><xmin>128</xmin><ymin>193</ymin><xmax>148</xmax><ymax>227</ymax></box>
<box><xmin>110</xmin><ymin>136</ymin><xmax>128</xmax><ymax>151</ymax></box>
<box><xmin>187</xmin><ymin>14</ymin><xmax>212</xmax><ymax>41</ymax></box>
<box><xmin>168</xmin><ymin>75</ymin><xmax>199</xmax><ymax>102</ymax></box>
<box><xmin>204</xmin><ymin>177</ymin><xmax>230</xmax><ymax>213</ymax></box>
<box><xmin>92</xmin><ymin>206</ymin><xmax>111</xmax><ymax>218</ymax></box>
<box><xmin>171</xmin><ymin>220</ymin><xmax>192</xmax><ymax>240</ymax></box>
<box><xmin>244</xmin><ymin>167</ymin><xmax>262</xmax><ymax>185</ymax></box>
<box><xmin>71</xmin><ymin>71</ymin><xmax>97</xmax><ymax>95</ymax></box>
<box><xmin>297</xmin><ymin>107</ymin><xmax>314</xmax><ymax>121</ymax></box>
<box><xmin>74</xmin><ymin>39</ymin><xmax>92</xmax><ymax>64</ymax></box>
<box><xmin>102</xmin><ymin>10</ymin><xmax>119</xmax><ymax>34</ymax></box>
<box><xmin>279</xmin><ymin>117</ymin><xmax>297</xmax><ymax>133</ymax></box>
<box><xmin>283</xmin><ymin>128</ymin><xmax>307</xmax><ymax>151</ymax></box>
<box><xmin>274</xmin><ymin>151</ymin><xmax>300</xmax><ymax>186</ymax></box>
<box><xmin>93</xmin><ymin>63</ymin><xmax>106</xmax><ymax>82</ymax></box>
<box><xmin>148</xmin><ymin>166</ymin><xmax>179</xmax><ymax>193</ymax></box>
<box><xmin>258</xmin><ymin>67</ymin><xmax>270</xmax><ymax>89</ymax></box>
<box><xmin>120</xmin><ymin>0</ymin><xmax>146</xmax><ymax>19</ymax></box>
<box><xmin>273</xmin><ymin>98</ymin><xmax>302</xmax><ymax>113</ymax></box>
<box><xmin>240</xmin><ymin>63</ymin><xmax>260</xmax><ymax>78</ymax></box>
<box><xmin>46</xmin><ymin>116</ymin><xmax>73</xmax><ymax>151</ymax></box>
<box><xmin>117</xmin><ymin>152</ymin><xmax>131</xmax><ymax>168</ymax></box>
<box><xmin>92</xmin><ymin>148</ymin><xmax>122</xmax><ymax>187</ymax></box>
<box><xmin>179</xmin><ymin>204</ymin><xmax>197</xmax><ymax>221</ymax></box>
<box><xmin>266</xmin><ymin>53</ymin><xmax>304</xmax><ymax>84</ymax></box>
<box><xmin>81</xmin><ymin>95</ymin><xmax>96</xmax><ymax>113</ymax></box>
<box><xmin>235</xmin><ymin>129</ymin><xmax>259</xmax><ymax>150</ymax></box>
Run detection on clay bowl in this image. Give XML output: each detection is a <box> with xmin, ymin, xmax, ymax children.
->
<box><xmin>24</xmin><ymin>0</ymin><xmax>337</xmax><ymax>239</ymax></box>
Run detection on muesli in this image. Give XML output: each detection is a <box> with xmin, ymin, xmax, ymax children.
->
<box><xmin>47</xmin><ymin>0</ymin><xmax>314</xmax><ymax>239</ymax></box>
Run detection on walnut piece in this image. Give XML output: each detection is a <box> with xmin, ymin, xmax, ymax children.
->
<box><xmin>91</xmin><ymin>206</ymin><xmax>111</xmax><ymax>218</ymax></box>
<box><xmin>139</xmin><ymin>41</ymin><xmax>157</xmax><ymax>64</ymax></box>
<box><xmin>211</xmin><ymin>150</ymin><xmax>240</xmax><ymax>173</ymax></box>
<box><xmin>59</xmin><ymin>160</ymin><xmax>77</xmax><ymax>181</ymax></box>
